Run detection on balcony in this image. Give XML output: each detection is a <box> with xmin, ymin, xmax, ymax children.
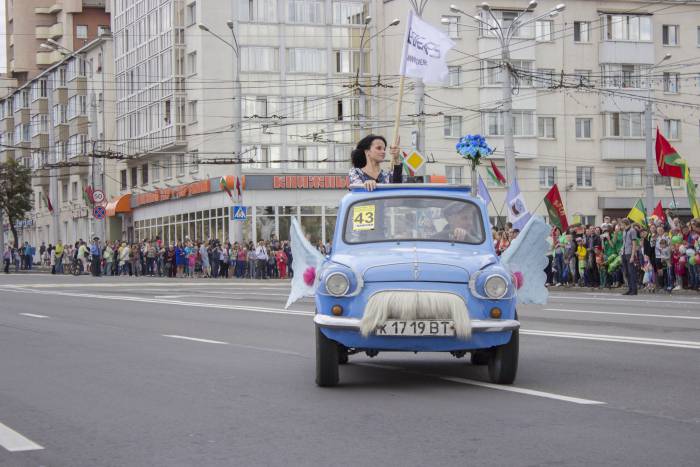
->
<box><xmin>30</xmin><ymin>97</ymin><xmax>49</xmax><ymax>115</ymax></box>
<box><xmin>35</xmin><ymin>23</ymin><xmax>63</xmax><ymax>40</ymax></box>
<box><xmin>599</xmin><ymin>41</ymin><xmax>654</xmax><ymax>65</ymax></box>
<box><xmin>600</xmin><ymin>90</ymin><xmax>647</xmax><ymax>113</ymax></box>
<box><xmin>34</xmin><ymin>4</ymin><xmax>62</xmax><ymax>14</ymax></box>
<box><xmin>600</xmin><ymin>138</ymin><xmax>645</xmax><ymax>161</ymax></box>
<box><xmin>36</xmin><ymin>50</ymin><xmax>63</xmax><ymax>66</ymax></box>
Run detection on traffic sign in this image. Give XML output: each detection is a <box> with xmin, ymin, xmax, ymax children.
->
<box><xmin>92</xmin><ymin>189</ymin><xmax>105</xmax><ymax>204</ymax></box>
<box><xmin>93</xmin><ymin>205</ymin><xmax>106</xmax><ymax>220</ymax></box>
<box><xmin>404</xmin><ymin>150</ymin><xmax>426</xmax><ymax>173</ymax></box>
<box><xmin>232</xmin><ymin>205</ymin><xmax>247</xmax><ymax>221</ymax></box>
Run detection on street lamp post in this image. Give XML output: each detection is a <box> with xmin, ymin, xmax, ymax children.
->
<box><xmin>644</xmin><ymin>53</ymin><xmax>672</xmax><ymax>217</ymax></box>
<box><xmin>449</xmin><ymin>2</ymin><xmax>565</xmax><ymax>187</ymax></box>
<box><xmin>198</xmin><ymin>21</ymin><xmax>243</xmax><ymax>244</ymax></box>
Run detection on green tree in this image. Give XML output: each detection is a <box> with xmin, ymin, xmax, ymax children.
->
<box><xmin>0</xmin><ymin>158</ymin><xmax>34</xmax><ymax>247</ymax></box>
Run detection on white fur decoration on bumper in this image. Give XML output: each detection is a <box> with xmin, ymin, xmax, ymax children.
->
<box><xmin>359</xmin><ymin>291</ymin><xmax>471</xmax><ymax>338</ymax></box>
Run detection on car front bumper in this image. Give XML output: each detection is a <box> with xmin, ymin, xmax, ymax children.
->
<box><xmin>314</xmin><ymin>314</ymin><xmax>520</xmax><ymax>333</ymax></box>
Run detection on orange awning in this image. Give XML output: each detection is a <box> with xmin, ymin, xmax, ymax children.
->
<box><xmin>106</xmin><ymin>194</ymin><xmax>132</xmax><ymax>217</ymax></box>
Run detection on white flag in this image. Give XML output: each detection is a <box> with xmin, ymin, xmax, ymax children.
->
<box><xmin>506</xmin><ymin>178</ymin><xmax>531</xmax><ymax>230</ymax></box>
<box><xmin>399</xmin><ymin>10</ymin><xmax>456</xmax><ymax>85</ymax></box>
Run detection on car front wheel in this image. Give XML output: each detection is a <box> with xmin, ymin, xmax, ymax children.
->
<box><xmin>315</xmin><ymin>326</ymin><xmax>339</xmax><ymax>387</ymax></box>
<box><xmin>487</xmin><ymin>330</ymin><xmax>519</xmax><ymax>384</ymax></box>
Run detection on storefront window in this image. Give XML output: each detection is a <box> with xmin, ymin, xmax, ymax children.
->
<box><xmin>301</xmin><ymin>215</ymin><xmax>322</xmax><ymax>245</ymax></box>
<box><xmin>325</xmin><ymin>215</ymin><xmax>337</xmax><ymax>243</ymax></box>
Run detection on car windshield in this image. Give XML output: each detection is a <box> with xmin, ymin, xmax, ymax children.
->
<box><xmin>343</xmin><ymin>196</ymin><xmax>485</xmax><ymax>244</ymax></box>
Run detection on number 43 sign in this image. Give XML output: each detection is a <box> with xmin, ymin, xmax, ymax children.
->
<box><xmin>352</xmin><ymin>205</ymin><xmax>375</xmax><ymax>231</ymax></box>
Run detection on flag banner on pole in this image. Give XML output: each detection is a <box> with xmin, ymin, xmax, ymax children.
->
<box><xmin>43</xmin><ymin>192</ymin><xmax>53</xmax><ymax>213</ymax></box>
<box><xmin>543</xmin><ymin>184</ymin><xmax>568</xmax><ymax>231</ymax></box>
<box><xmin>235</xmin><ymin>176</ymin><xmax>242</xmax><ymax>198</ymax></box>
<box><xmin>401</xmin><ymin>151</ymin><xmax>415</xmax><ymax>177</ymax></box>
<box><xmin>686</xmin><ymin>168</ymin><xmax>700</xmax><ymax>219</ymax></box>
<box><xmin>655</xmin><ymin>128</ymin><xmax>686</xmax><ymax>179</ymax></box>
<box><xmin>506</xmin><ymin>178</ymin><xmax>531</xmax><ymax>230</ymax></box>
<box><xmin>486</xmin><ymin>160</ymin><xmax>506</xmax><ymax>186</ymax></box>
<box><xmin>399</xmin><ymin>9</ymin><xmax>455</xmax><ymax>85</ymax></box>
<box><xmin>220</xmin><ymin>176</ymin><xmax>233</xmax><ymax>200</ymax></box>
<box><xmin>651</xmin><ymin>201</ymin><xmax>666</xmax><ymax>224</ymax></box>
<box><xmin>83</xmin><ymin>185</ymin><xmax>94</xmax><ymax>206</ymax></box>
<box><xmin>627</xmin><ymin>198</ymin><xmax>647</xmax><ymax>225</ymax></box>
<box><xmin>477</xmin><ymin>174</ymin><xmax>491</xmax><ymax>205</ymax></box>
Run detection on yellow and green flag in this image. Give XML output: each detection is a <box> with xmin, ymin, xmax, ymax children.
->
<box><xmin>627</xmin><ymin>198</ymin><xmax>647</xmax><ymax>225</ymax></box>
<box><xmin>686</xmin><ymin>168</ymin><xmax>700</xmax><ymax>219</ymax></box>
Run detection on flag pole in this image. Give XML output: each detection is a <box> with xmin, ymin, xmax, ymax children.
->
<box><xmin>391</xmin><ymin>75</ymin><xmax>406</xmax><ymax>148</ymax></box>
<box><xmin>668</xmin><ymin>180</ymin><xmax>678</xmax><ymax>210</ymax></box>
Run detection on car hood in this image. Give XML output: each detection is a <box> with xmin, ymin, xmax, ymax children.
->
<box><xmin>330</xmin><ymin>244</ymin><xmax>498</xmax><ymax>283</ymax></box>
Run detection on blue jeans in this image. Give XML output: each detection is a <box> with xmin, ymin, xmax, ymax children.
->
<box><xmin>622</xmin><ymin>254</ymin><xmax>637</xmax><ymax>294</ymax></box>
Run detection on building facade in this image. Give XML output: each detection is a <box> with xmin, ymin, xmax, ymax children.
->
<box><xmin>0</xmin><ymin>34</ymin><xmax>118</xmax><ymax>247</ymax></box>
<box><xmin>378</xmin><ymin>0</ymin><xmax>700</xmax><ymax>224</ymax></box>
<box><xmin>110</xmin><ymin>0</ymin><xmax>382</xmax><ymax>245</ymax></box>
<box><xmin>4</xmin><ymin>0</ymin><xmax>111</xmax><ymax>84</ymax></box>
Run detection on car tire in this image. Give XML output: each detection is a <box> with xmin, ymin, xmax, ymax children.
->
<box><xmin>470</xmin><ymin>351</ymin><xmax>490</xmax><ymax>366</ymax></box>
<box><xmin>487</xmin><ymin>329</ymin><xmax>519</xmax><ymax>384</ymax></box>
<box><xmin>338</xmin><ymin>346</ymin><xmax>349</xmax><ymax>365</ymax></box>
<box><xmin>316</xmin><ymin>326</ymin><xmax>339</xmax><ymax>387</ymax></box>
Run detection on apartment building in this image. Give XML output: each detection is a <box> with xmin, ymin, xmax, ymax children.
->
<box><xmin>0</xmin><ymin>34</ymin><xmax>117</xmax><ymax>247</ymax></box>
<box><xmin>5</xmin><ymin>0</ymin><xmax>110</xmax><ymax>84</ymax></box>
<box><xmin>378</xmin><ymin>0</ymin><xmax>700</xmax><ymax>224</ymax></box>
<box><xmin>111</xmin><ymin>0</ymin><xmax>381</xmax><ymax>244</ymax></box>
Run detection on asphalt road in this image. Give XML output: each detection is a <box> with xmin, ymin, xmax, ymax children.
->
<box><xmin>0</xmin><ymin>274</ymin><xmax>699</xmax><ymax>467</ymax></box>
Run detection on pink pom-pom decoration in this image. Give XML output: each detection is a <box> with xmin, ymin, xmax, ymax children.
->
<box><xmin>512</xmin><ymin>271</ymin><xmax>524</xmax><ymax>290</ymax></box>
<box><xmin>303</xmin><ymin>267</ymin><xmax>316</xmax><ymax>286</ymax></box>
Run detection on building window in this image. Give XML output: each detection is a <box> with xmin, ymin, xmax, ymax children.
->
<box><xmin>663</xmin><ymin>72</ymin><xmax>680</xmax><ymax>93</ymax></box>
<box><xmin>152</xmin><ymin>162</ymin><xmax>160</xmax><ymax>182</ymax></box>
<box><xmin>445</xmin><ymin>166</ymin><xmax>464</xmax><ymax>184</ymax></box>
<box><xmin>616</xmin><ymin>167</ymin><xmax>643</xmax><ymax>188</ymax></box>
<box><xmin>76</xmin><ymin>25</ymin><xmax>88</xmax><ymax>39</ymax></box>
<box><xmin>662</xmin><ymin>25</ymin><xmax>679</xmax><ymax>45</ymax></box>
<box><xmin>190</xmin><ymin>150</ymin><xmax>199</xmax><ymax>173</ymax></box>
<box><xmin>67</xmin><ymin>95</ymin><xmax>87</xmax><ymax>120</ymax></box>
<box><xmin>241</xmin><ymin>47</ymin><xmax>279</xmax><ymax>72</ymax></box>
<box><xmin>604</xmin><ymin>112</ymin><xmax>643</xmax><ymax>138</ymax></box>
<box><xmin>539</xmin><ymin>166</ymin><xmax>556</xmax><ymax>188</ymax></box>
<box><xmin>186</xmin><ymin>2</ymin><xmax>196</xmax><ymax>26</ymax></box>
<box><xmin>187</xmin><ymin>51</ymin><xmax>197</xmax><ymax>75</ymax></box>
<box><xmin>538</xmin><ymin>117</ymin><xmax>556</xmax><ymax>139</ymax></box>
<box><xmin>448</xmin><ymin>66</ymin><xmax>461</xmax><ymax>86</ymax></box>
<box><xmin>600</xmin><ymin>63</ymin><xmax>650</xmax><ymax>88</ymax></box>
<box><xmin>288</xmin><ymin>0</ymin><xmax>324</xmax><ymax>24</ymax></box>
<box><xmin>576</xmin><ymin>166</ymin><xmax>593</xmax><ymax>187</ymax></box>
<box><xmin>444</xmin><ymin>116</ymin><xmax>462</xmax><ymax>137</ymax></box>
<box><xmin>697</xmin><ymin>26</ymin><xmax>700</xmax><ymax>46</ymax></box>
<box><xmin>332</xmin><ymin>1</ymin><xmax>364</xmax><ymax>25</ymax></box>
<box><xmin>442</xmin><ymin>15</ymin><xmax>460</xmax><ymax>39</ymax></box>
<box><xmin>574</xmin><ymin>21</ymin><xmax>590</xmax><ymax>42</ymax></box>
<box><xmin>130</xmin><ymin>167</ymin><xmax>137</xmax><ymax>187</ymax></box>
<box><xmin>287</xmin><ymin>48</ymin><xmax>326</xmax><ymax>73</ymax></box>
<box><xmin>176</xmin><ymin>154</ymin><xmax>185</xmax><ymax>176</ymax></box>
<box><xmin>164</xmin><ymin>157</ymin><xmax>173</xmax><ymax>179</ymax></box>
<box><xmin>662</xmin><ymin>119</ymin><xmax>681</xmax><ymax>140</ymax></box>
<box><xmin>240</xmin><ymin>0</ymin><xmax>278</xmax><ymax>22</ymax></box>
<box><xmin>534</xmin><ymin>68</ymin><xmax>556</xmax><ymax>88</ymax></box>
<box><xmin>575</xmin><ymin>118</ymin><xmax>592</xmax><ymax>139</ymax></box>
<box><xmin>334</xmin><ymin>49</ymin><xmax>368</xmax><ymax>74</ymax></box>
<box><xmin>142</xmin><ymin>164</ymin><xmax>149</xmax><ymax>185</ymax></box>
<box><xmin>188</xmin><ymin>101</ymin><xmax>198</xmax><ymax>123</ymax></box>
<box><xmin>72</xmin><ymin>181</ymin><xmax>78</xmax><ymax>200</ymax></box>
<box><xmin>62</xmin><ymin>182</ymin><xmax>68</xmax><ymax>203</ymax></box>
<box><xmin>535</xmin><ymin>20</ymin><xmax>552</xmax><ymax>41</ymax></box>
<box><xmin>573</xmin><ymin>69</ymin><xmax>591</xmax><ymax>86</ymax></box>
<box><xmin>654</xmin><ymin>174</ymin><xmax>682</xmax><ymax>188</ymax></box>
<box><xmin>336</xmin><ymin>97</ymin><xmax>360</xmax><ymax>120</ymax></box>
<box><xmin>485</xmin><ymin>111</ymin><xmax>535</xmax><ymax>137</ymax></box>
<box><xmin>483</xmin><ymin>59</ymin><xmax>532</xmax><ymax>86</ymax></box>
<box><xmin>601</xmin><ymin>14</ymin><xmax>652</xmax><ymax>41</ymax></box>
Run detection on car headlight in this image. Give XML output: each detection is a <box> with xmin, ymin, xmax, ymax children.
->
<box><xmin>484</xmin><ymin>274</ymin><xmax>508</xmax><ymax>299</ymax></box>
<box><xmin>325</xmin><ymin>272</ymin><xmax>350</xmax><ymax>296</ymax></box>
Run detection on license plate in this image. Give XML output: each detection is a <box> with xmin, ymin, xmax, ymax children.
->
<box><xmin>375</xmin><ymin>320</ymin><xmax>455</xmax><ymax>336</ymax></box>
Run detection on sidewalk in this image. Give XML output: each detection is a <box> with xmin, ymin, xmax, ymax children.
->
<box><xmin>548</xmin><ymin>284</ymin><xmax>700</xmax><ymax>296</ymax></box>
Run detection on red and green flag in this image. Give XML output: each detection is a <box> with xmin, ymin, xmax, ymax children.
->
<box><xmin>83</xmin><ymin>185</ymin><xmax>94</xmax><ymax>206</ymax></box>
<box><xmin>486</xmin><ymin>159</ymin><xmax>506</xmax><ymax>186</ymax></box>
<box><xmin>220</xmin><ymin>176</ymin><xmax>233</xmax><ymax>200</ymax></box>
<box><xmin>543</xmin><ymin>184</ymin><xmax>568</xmax><ymax>231</ymax></box>
<box><xmin>655</xmin><ymin>128</ymin><xmax>686</xmax><ymax>179</ymax></box>
<box><xmin>43</xmin><ymin>192</ymin><xmax>53</xmax><ymax>213</ymax></box>
<box><xmin>650</xmin><ymin>201</ymin><xmax>666</xmax><ymax>224</ymax></box>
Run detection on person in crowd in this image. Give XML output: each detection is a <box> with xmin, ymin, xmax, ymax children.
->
<box><xmin>90</xmin><ymin>237</ymin><xmax>102</xmax><ymax>277</ymax></box>
<box><xmin>255</xmin><ymin>240</ymin><xmax>268</xmax><ymax>279</ymax></box>
<box><xmin>103</xmin><ymin>242</ymin><xmax>114</xmax><ymax>276</ymax></box>
<box><xmin>3</xmin><ymin>245</ymin><xmax>11</xmax><ymax>273</ymax></box>
<box><xmin>54</xmin><ymin>241</ymin><xmax>64</xmax><ymax>274</ymax></box>
<box><xmin>348</xmin><ymin>134</ymin><xmax>403</xmax><ymax>191</ymax></box>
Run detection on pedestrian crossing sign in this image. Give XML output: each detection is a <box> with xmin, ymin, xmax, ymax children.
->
<box><xmin>232</xmin><ymin>206</ymin><xmax>247</xmax><ymax>221</ymax></box>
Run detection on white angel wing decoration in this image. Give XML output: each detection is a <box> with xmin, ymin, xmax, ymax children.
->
<box><xmin>500</xmin><ymin>216</ymin><xmax>550</xmax><ymax>304</ymax></box>
<box><xmin>285</xmin><ymin>217</ymin><xmax>326</xmax><ymax>308</ymax></box>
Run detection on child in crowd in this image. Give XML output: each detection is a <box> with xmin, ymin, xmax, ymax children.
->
<box><xmin>595</xmin><ymin>246</ymin><xmax>607</xmax><ymax>288</ymax></box>
<box><xmin>576</xmin><ymin>238</ymin><xmax>587</xmax><ymax>287</ymax></box>
<box><xmin>671</xmin><ymin>244</ymin><xmax>684</xmax><ymax>291</ymax></box>
<box><xmin>642</xmin><ymin>255</ymin><xmax>655</xmax><ymax>292</ymax></box>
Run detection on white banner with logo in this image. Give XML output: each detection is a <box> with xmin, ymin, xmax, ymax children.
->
<box><xmin>399</xmin><ymin>9</ymin><xmax>456</xmax><ymax>85</ymax></box>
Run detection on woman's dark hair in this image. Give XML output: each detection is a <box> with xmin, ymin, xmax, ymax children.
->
<box><xmin>351</xmin><ymin>134</ymin><xmax>387</xmax><ymax>168</ymax></box>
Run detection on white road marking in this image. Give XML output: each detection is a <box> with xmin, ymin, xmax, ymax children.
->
<box><xmin>0</xmin><ymin>421</ymin><xmax>44</xmax><ymax>452</ymax></box>
<box><xmin>549</xmin><ymin>293</ymin><xmax>700</xmax><ymax>305</ymax></box>
<box><xmin>163</xmin><ymin>334</ymin><xmax>229</xmax><ymax>345</ymax></box>
<box><xmin>523</xmin><ymin>330</ymin><xmax>700</xmax><ymax>350</ymax></box>
<box><xmin>3</xmin><ymin>287</ymin><xmax>699</xmax><ymax>351</ymax></box>
<box><xmin>19</xmin><ymin>313</ymin><xmax>49</xmax><ymax>319</ymax></box>
<box><xmin>545</xmin><ymin>308</ymin><xmax>700</xmax><ymax>321</ymax></box>
<box><xmin>6</xmin><ymin>281</ymin><xmax>290</xmax><ymax>289</ymax></box>
<box><xmin>358</xmin><ymin>363</ymin><xmax>605</xmax><ymax>406</ymax></box>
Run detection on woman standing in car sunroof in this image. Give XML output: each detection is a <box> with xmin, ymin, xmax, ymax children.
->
<box><xmin>348</xmin><ymin>134</ymin><xmax>403</xmax><ymax>191</ymax></box>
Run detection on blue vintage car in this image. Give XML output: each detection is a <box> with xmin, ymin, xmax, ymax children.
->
<box><xmin>286</xmin><ymin>184</ymin><xmax>549</xmax><ymax>387</ymax></box>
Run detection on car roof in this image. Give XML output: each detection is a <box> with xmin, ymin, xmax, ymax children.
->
<box><xmin>349</xmin><ymin>183</ymin><xmax>472</xmax><ymax>193</ymax></box>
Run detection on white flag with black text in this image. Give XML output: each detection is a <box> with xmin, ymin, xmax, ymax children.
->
<box><xmin>399</xmin><ymin>9</ymin><xmax>456</xmax><ymax>85</ymax></box>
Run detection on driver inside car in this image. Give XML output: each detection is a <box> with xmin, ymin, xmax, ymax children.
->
<box><xmin>433</xmin><ymin>201</ymin><xmax>482</xmax><ymax>243</ymax></box>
